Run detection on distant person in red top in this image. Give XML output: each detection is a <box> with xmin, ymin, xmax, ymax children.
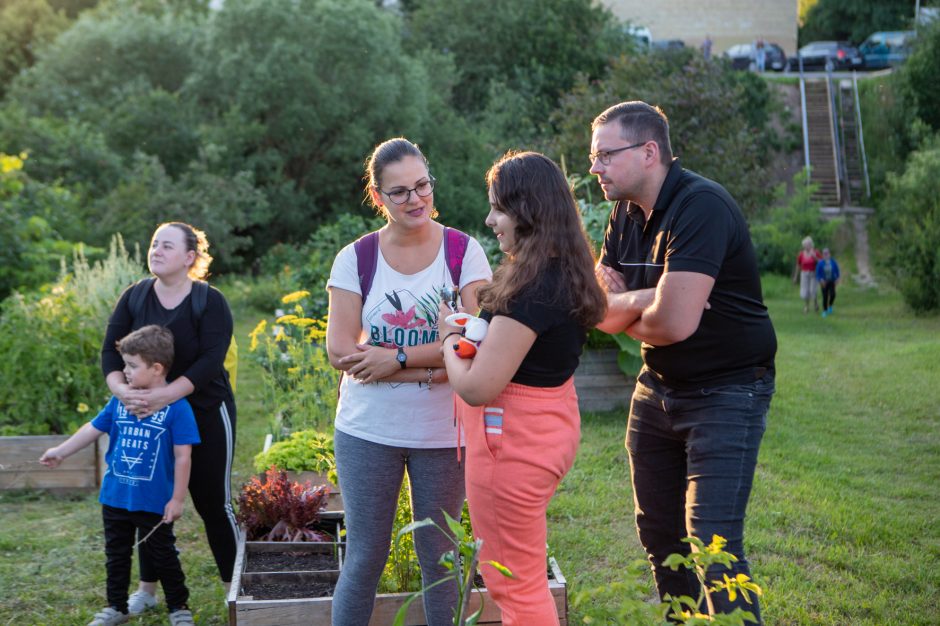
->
<box><xmin>794</xmin><ymin>236</ymin><xmax>822</xmax><ymax>313</ymax></box>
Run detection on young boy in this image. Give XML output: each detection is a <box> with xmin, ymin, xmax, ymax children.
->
<box><xmin>40</xmin><ymin>325</ymin><xmax>200</xmax><ymax>626</ymax></box>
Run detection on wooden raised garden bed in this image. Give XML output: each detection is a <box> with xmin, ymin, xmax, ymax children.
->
<box><xmin>228</xmin><ymin>519</ymin><xmax>567</xmax><ymax>626</ymax></box>
<box><xmin>0</xmin><ymin>434</ymin><xmax>108</xmax><ymax>491</ymax></box>
<box><xmin>574</xmin><ymin>348</ymin><xmax>635</xmax><ymax>413</ymax></box>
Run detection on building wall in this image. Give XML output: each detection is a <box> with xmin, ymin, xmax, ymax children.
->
<box><xmin>605</xmin><ymin>0</ymin><xmax>798</xmax><ymax>57</ymax></box>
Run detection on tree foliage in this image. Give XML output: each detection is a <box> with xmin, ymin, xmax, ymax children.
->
<box><xmin>799</xmin><ymin>0</ymin><xmax>913</xmax><ymax>45</ymax></box>
<box><xmin>0</xmin><ymin>0</ymin><xmax>70</xmax><ymax>98</ymax></box>
<box><xmin>901</xmin><ymin>20</ymin><xmax>940</xmax><ymax>132</ymax></box>
<box><xmin>550</xmin><ymin>51</ymin><xmax>778</xmax><ymax>218</ymax></box>
<box><xmin>879</xmin><ymin>127</ymin><xmax>940</xmax><ymax>312</ymax></box>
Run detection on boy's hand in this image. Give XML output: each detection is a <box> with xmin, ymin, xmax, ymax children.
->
<box><xmin>39</xmin><ymin>447</ymin><xmax>64</xmax><ymax>468</ymax></box>
<box><xmin>163</xmin><ymin>498</ymin><xmax>185</xmax><ymax>523</ymax></box>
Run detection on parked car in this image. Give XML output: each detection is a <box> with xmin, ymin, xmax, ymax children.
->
<box><xmin>725</xmin><ymin>42</ymin><xmax>787</xmax><ymax>71</ymax></box>
<box><xmin>859</xmin><ymin>31</ymin><xmax>916</xmax><ymax>69</ymax></box>
<box><xmin>651</xmin><ymin>39</ymin><xmax>685</xmax><ymax>51</ymax></box>
<box><xmin>787</xmin><ymin>41</ymin><xmax>864</xmax><ymax>72</ymax></box>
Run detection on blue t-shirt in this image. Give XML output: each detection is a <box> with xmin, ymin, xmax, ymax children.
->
<box><xmin>92</xmin><ymin>396</ymin><xmax>200</xmax><ymax>515</ymax></box>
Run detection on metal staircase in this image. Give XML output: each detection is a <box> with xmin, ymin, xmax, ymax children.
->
<box><xmin>799</xmin><ymin>72</ymin><xmax>870</xmax><ymax>207</ymax></box>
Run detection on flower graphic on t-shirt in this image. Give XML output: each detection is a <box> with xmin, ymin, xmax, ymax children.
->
<box><xmin>381</xmin><ymin>291</ymin><xmax>429</xmax><ymax>329</ymax></box>
<box><xmin>382</xmin><ymin>305</ymin><xmax>428</xmax><ymax>329</ymax></box>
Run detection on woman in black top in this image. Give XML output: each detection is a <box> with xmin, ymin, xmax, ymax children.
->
<box><xmin>101</xmin><ymin>222</ymin><xmax>237</xmax><ymax>611</ymax></box>
<box><xmin>438</xmin><ymin>152</ymin><xmax>606</xmax><ymax>625</ymax></box>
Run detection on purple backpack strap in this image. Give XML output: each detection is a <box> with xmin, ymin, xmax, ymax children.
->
<box><xmin>354</xmin><ymin>231</ymin><xmax>380</xmax><ymax>301</ymax></box>
<box><xmin>443</xmin><ymin>227</ymin><xmax>470</xmax><ymax>288</ymax></box>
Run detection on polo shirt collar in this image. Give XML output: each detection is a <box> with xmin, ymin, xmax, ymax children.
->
<box><xmin>651</xmin><ymin>158</ymin><xmax>683</xmax><ymax>214</ymax></box>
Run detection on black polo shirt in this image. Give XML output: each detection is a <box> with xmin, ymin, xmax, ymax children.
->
<box><xmin>601</xmin><ymin>159</ymin><xmax>776</xmax><ymax>389</ymax></box>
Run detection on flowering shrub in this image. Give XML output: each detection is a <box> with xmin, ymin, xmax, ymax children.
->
<box><xmin>236</xmin><ymin>467</ymin><xmax>332</xmax><ymax>542</ymax></box>
<box><xmin>249</xmin><ymin>290</ymin><xmax>339</xmax><ymax>435</ymax></box>
<box><xmin>0</xmin><ymin>235</ymin><xmax>144</xmax><ymax>435</ymax></box>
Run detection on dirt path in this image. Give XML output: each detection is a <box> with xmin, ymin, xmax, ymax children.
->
<box><xmin>848</xmin><ymin>209</ymin><xmax>877</xmax><ymax>287</ymax></box>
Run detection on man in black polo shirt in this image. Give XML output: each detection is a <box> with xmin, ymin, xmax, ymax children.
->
<box><xmin>590</xmin><ymin>101</ymin><xmax>776</xmax><ymax>622</ymax></box>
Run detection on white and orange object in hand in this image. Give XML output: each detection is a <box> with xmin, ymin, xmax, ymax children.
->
<box><xmin>445</xmin><ymin>313</ymin><xmax>489</xmax><ymax>359</ymax></box>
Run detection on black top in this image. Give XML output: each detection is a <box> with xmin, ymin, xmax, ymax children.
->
<box><xmin>481</xmin><ymin>260</ymin><xmax>586</xmax><ymax>387</ymax></box>
<box><xmin>601</xmin><ymin>160</ymin><xmax>776</xmax><ymax>388</ymax></box>
<box><xmin>101</xmin><ymin>283</ymin><xmax>235</xmax><ymax>412</ymax></box>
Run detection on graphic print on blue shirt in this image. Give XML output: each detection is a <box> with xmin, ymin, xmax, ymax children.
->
<box><xmin>112</xmin><ymin>403</ymin><xmax>169</xmax><ymax>483</ymax></box>
<box><xmin>93</xmin><ymin>396</ymin><xmax>200</xmax><ymax>515</ymax></box>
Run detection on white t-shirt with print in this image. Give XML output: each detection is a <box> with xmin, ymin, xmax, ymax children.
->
<box><xmin>326</xmin><ymin>232</ymin><xmax>492</xmax><ymax>448</ymax></box>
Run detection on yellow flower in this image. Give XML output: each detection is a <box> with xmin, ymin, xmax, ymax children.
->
<box><xmin>274</xmin><ymin>328</ymin><xmax>287</xmax><ymax>342</ymax></box>
<box><xmin>77</xmin><ymin>403</ymin><xmax>90</xmax><ymax>413</ymax></box>
<box><xmin>287</xmin><ymin>366</ymin><xmax>301</xmax><ymax>375</ymax></box>
<box><xmin>249</xmin><ymin>319</ymin><xmax>267</xmax><ymax>352</ymax></box>
<box><xmin>1</xmin><ymin>153</ymin><xmax>25</xmax><ymax>174</ymax></box>
<box><xmin>276</xmin><ymin>314</ymin><xmax>298</xmax><ymax>324</ymax></box>
<box><xmin>281</xmin><ymin>290</ymin><xmax>310</xmax><ymax>304</ymax></box>
<box><xmin>289</xmin><ymin>317</ymin><xmax>316</xmax><ymax>327</ymax></box>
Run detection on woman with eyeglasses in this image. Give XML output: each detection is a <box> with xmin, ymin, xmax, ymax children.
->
<box><xmin>325</xmin><ymin>137</ymin><xmax>491</xmax><ymax>625</ymax></box>
<box><xmin>438</xmin><ymin>151</ymin><xmax>606</xmax><ymax>625</ymax></box>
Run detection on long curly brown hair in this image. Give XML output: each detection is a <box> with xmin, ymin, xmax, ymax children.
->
<box><xmin>476</xmin><ymin>151</ymin><xmax>606</xmax><ymax>327</ymax></box>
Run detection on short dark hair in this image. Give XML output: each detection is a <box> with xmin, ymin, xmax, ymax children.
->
<box><xmin>116</xmin><ymin>325</ymin><xmax>174</xmax><ymax>371</ymax></box>
<box><xmin>592</xmin><ymin>101</ymin><xmax>673</xmax><ymax>166</ymax></box>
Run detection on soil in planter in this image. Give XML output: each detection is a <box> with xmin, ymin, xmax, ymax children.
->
<box><xmin>242</xmin><ymin>579</ymin><xmax>335</xmax><ymax>600</ymax></box>
<box><xmin>247</xmin><ymin>551</ymin><xmax>339</xmax><ymax>572</ymax></box>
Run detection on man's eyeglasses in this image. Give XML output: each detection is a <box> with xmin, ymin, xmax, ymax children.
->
<box><xmin>588</xmin><ymin>142</ymin><xmax>646</xmax><ymax>166</ymax></box>
<box><xmin>379</xmin><ymin>176</ymin><xmax>436</xmax><ymax>205</ymax></box>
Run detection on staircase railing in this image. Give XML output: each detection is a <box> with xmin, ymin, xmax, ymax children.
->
<box><xmin>852</xmin><ymin>71</ymin><xmax>872</xmax><ymax>199</ymax></box>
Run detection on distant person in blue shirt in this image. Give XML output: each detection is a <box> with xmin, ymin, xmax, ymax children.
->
<box><xmin>815</xmin><ymin>248</ymin><xmax>841</xmax><ymax>317</ymax></box>
<box><xmin>40</xmin><ymin>325</ymin><xmax>200</xmax><ymax>626</ymax></box>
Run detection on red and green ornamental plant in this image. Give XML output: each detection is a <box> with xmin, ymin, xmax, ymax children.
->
<box><xmin>236</xmin><ymin>466</ymin><xmax>332</xmax><ymax>542</ymax></box>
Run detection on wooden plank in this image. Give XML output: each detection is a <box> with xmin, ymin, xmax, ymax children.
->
<box><xmin>0</xmin><ymin>435</ymin><xmax>98</xmax><ymax>490</ymax></box>
<box><xmin>235</xmin><ymin>597</ymin><xmax>333</xmax><ymax>626</ymax></box>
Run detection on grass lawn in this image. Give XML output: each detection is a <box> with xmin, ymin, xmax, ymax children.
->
<box><xmin>2</xmin><ymin>273</ymin><xmax>938</xmax><ymax>625</ymax></box>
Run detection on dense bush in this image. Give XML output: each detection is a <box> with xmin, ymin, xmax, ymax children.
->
<box><xmin>879</xmin><ymin>129</ymin><xmax>940</xmax><ymax>312</ymax></box>
<box><xmin>0</xmin><ymin>236</ymin><xmax>144</xmax><ymax>435</ymax></box>
<box><xmin>750</xmin><ymin>172</ymin><xmax>842</xmax><ymax>276</ymax></box>
<box><xmin>901</xmin><ymin>20</ymin><xmax>940</xmax><ymax>133</ymax></box>
<box><xmin>798</xmin><ymin>0</ymin><xmax>912</xmax><ymax>45</ymax></box>
<box><xmin>0</xmin><ymin>0</ymin><xmax>70</xmax><ymax>98</ymax></box>
<box><xmin>550</xmin><ymin>51</ymin><xmax>779</xmax><ymax>219</ymax></box>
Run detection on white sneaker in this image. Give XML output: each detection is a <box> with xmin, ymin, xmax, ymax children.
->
<box><xmin>127</xmin><ymin>589</ymin><xmax>158</xmax><ymax>615</ymax></box>
<box><xmin>169</xmin><ymin>608</ymin><xmax>195</xmax><ymax>625</ymax></box>
<box><xmin>87</xmin><ymin>607</ymin><xmax>128</xmax><ymax>626</ymax></box>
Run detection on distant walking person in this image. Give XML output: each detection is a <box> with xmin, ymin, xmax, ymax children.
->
<box><xmin>590</xmin><ymin>101</ymin><xmax>776</xmax><ymax>622</ymax></box>
<box><xmin>701</xmin><ymin>34</ymin><xmax>713</xmax><ymax>60</ymax></box>
<box><xmin>816</xmin><ymin>248</ymin><xmax>841</xmax><ymax>317</ymax></box>
<box><xmin>795</xmin><ymin>236</ymin><xmax>822</xmax><ymax>313</ymax></box>
<box><xmin>754</xmin><ymin>38</ymin><xmax>767</xmax><ymax>71</ymax></box>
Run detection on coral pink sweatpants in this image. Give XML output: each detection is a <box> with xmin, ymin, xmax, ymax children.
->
<box><xmin>457</xmin><ymin>378</ymin><xmax>580</xmax><ymax>626</ymax></box>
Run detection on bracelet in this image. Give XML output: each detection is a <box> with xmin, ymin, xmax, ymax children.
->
<box><xmin>426</xmin><ymin>368</ymin><xmax>434</xmax><ymax>391</ymax></box>
<box><xmin>442</xmin><ymin>330</ymin><xmax>463</xmax><ymax>343</ymax></box>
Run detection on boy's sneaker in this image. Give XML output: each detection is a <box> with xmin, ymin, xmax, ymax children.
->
<box><xmin>169</xmin><ymin>608</ymin><xmax>195</xmax><ymax>626</ymax></box>
<box><xmin>87</xmin><ymin>607</ymin><xmax>128</xmax><ymax>626</ymax></box>
<box><xmin>127</xmin><ymin>589</ymin><xmax>157</xmax><ymax>615</ymax></box>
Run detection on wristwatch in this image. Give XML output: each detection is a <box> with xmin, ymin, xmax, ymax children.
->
<box><xmin>396</xmin><ymin>346</ymin><xmax>407</xmax><ymax>369</ymax></box>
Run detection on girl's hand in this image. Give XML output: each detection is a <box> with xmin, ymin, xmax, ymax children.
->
<box><xmin>437</xmin><ymin>301</ymin><xmax>465</xmax><ymax>337</ymax></box>
<box><xmin>340</xmin><ymin>344</ymin><xmax>400</xmax><ymax>383</ymax></box>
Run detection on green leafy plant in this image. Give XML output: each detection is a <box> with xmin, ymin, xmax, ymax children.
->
<box><xmin>252</xmin><ymin>429</ymin><xmax>336</xmax><ymax>482</ymax></box>
<box><xmin>249</xmin><ymin>290</ymin><xmax>340</xmax><ymax>435</ymax></box>
<box><xmin>235</xmin><ymin>466</ymin><xmax>332</xmax><ymax>542</ymax></box>
<box><xmin>0</xmin><ymin>234</ymin><xmax>144</xmax><ymax>435</ymax></box>
<box><xmin>572</xmin><ymin>535</ymin><xmax>762</xmax><ymax>625</ymax></box>
<box><xmin>392</xmin><ymin>511</ymin><xmax>512</xmax><ymax>626</ymax></box>
<box><xmin>661</xmin><ymin>535</ymin><xmax>762</xmax><ymax>625</ymax></box>
<box><xmin>379</xmin><ymin>479</ymin><xmax>422</xmax><ymax>594</ymax></box>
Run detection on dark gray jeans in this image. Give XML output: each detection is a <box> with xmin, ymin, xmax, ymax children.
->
<box><xmin>627</xmin><ymin>369</ymin><xmax>774</xmax><ymax>623</ymax></box>
<box><xmin>332</xmin><ymin>429</ymin><xmax>465</xmax><ymax>626</ymax></box>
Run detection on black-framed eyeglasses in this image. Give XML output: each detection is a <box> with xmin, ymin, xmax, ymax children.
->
<box><xmin>588</xmin><ymin>142</ymin><xmax>646</xmax><ymax>166</ymax></box>
<box><xmin>379</xmin><ymin>176</ymin><xmax>436</xmax><ymax>205</ymax></box>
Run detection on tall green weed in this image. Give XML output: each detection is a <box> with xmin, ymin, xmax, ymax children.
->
<box><xmin>0</xmin><ymin>235</ymin><xmax>144</xmax><ymax>434</ymax></box>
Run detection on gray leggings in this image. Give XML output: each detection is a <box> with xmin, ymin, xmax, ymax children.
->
<box><xmin>332</xmin><ymin>429</ymin><xmax>465</xmax><ymax>626</ymax></box>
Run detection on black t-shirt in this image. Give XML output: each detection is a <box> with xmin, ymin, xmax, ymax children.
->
<box><xmin>601</xmin><ymin>160</ymin><xmax>777</xmax><ymax>388</ymax></box>
<box><xmin>101</xmin><ymin>283</ymin><xmax>234</xmax><ymax>412</ymax></box>
<box><xmin>480</xmin><ymin>262</ymin><xmax>587</xmax><ymax>387</ymax></box>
